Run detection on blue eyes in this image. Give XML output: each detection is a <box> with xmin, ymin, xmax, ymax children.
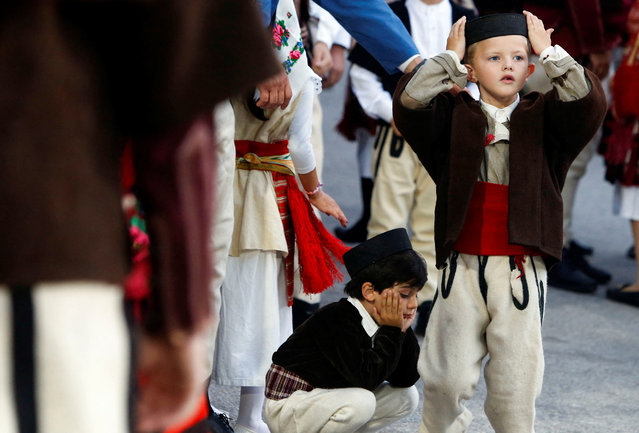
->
<box><xmin>488</xmin><ymin>55</ymin><xmax>525</xmax><ymax>61</ymax></box>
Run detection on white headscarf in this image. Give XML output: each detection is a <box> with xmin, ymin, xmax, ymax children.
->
<box><xmin>271</xmin><ymin>0</ymin><xmax>322</xmax><ymax>99</ymax></box>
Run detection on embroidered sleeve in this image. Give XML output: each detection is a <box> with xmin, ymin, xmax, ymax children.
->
<box><xmin>401</xmin><ymin>50</ymin><xmax>468</xmax><ymax>109</ymax></box>
<box><xmin>540</xmin><ymin>45</ymin><xmax>591</xmax><ymax>101</ymax></box>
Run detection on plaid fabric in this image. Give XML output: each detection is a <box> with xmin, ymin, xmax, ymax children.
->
<box><xmin>273</xmin><ymin>172</ymin><xmax>296</xmax><ymax>306</ymax></box>
<box><xmin>265</xmin><ymin>363</ymin><xmax>314</xmax><ymax>400</ymax></box>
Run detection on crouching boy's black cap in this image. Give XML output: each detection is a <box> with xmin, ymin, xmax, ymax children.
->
<box><xmin>343</xmin><ymin>228</ymin><xmax>412</xmax><ymax>277</ymax></box>
<box><xmin>465</xmin><ymin>13</ymin><xmax>528</xmax><ymax>46</ymax></box>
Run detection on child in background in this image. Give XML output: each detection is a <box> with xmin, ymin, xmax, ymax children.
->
<box><xmin>210</xmin><ymin>1</ymin><xmax>348</xmax><ymax>432</ymax></box>
<box><xmin>264</xmin><ymin>228</ymin><xmax>426</xmax><ymax>433</ymax></box>
<box><xmin>394</xmin><ymin>12</ymin><xmax>606</xmax><ymax>432</ymax></box>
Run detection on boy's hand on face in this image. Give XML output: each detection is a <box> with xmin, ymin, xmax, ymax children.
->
<box><xmin>446</xmin><ymin>16</ymin><xmax>467</xmax><ymax>61</ymax></box>
<box><xmin>523</xmin><ymin>11</ymin><xmax>553</xmax><ymax>56</ymax></box>
<box><xmin>372</xmin><ymin>289</ymin><xmax>403</xmax><ymax>329</ymax></box>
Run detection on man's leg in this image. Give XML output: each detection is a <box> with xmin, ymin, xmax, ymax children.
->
<box><xmin>0</xmin><ymin>287</ymin><xmax>19</xmax><ymax>433</ymax></box>
<box><xmin>30</xmin><ymin>282</ymin><xmax>129</xmax><ymax>433</ymax></box>
<box><xmin>367</xmin><ymin>126</ymin><xmax>415</xmax><ymax>239</ymax></box>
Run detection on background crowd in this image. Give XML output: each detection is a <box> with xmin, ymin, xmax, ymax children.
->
<box><xmin>1</xmin><ymin>1</ymin><xmax>638</xmax><ymax>433</ymax></box>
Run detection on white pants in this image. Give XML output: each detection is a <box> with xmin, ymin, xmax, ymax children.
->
<box><xmin>265</xmin><ymin>383</ymin><xmax>418</xmax><ymax>433</ymax></box>
<box><xmin>419</xmin><ymin>253</ymin><xmax>547</xmax><ymax>433</ymax></box>
<box><xmin>0</xmin><ymin>282</ymin><xmax>129</xmax><ymax>433</ymax></box>
<box><xmin>367</xmin><ymin>124</ymin><xmax>437</xmax><ymax>302</ymax></box>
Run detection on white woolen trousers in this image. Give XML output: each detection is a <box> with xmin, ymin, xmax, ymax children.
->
<box><xmin>0</xmin><ymin>282</ymin><xmax>129</xmax><ymax>433</ymax></box>
<box><xmin>265</xmin><ymin>383</ymin><xmax>418</xmax><ymax>433</ymax></box>
<box><xmin>419</xmin><ymin>253</ymin><xmax>547</xmax><ymax>433</ymax></box>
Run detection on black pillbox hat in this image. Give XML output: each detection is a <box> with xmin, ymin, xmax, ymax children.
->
<box><xmin>343</xmin><ymin>228</ymin><xmax>412</xmax><ymax>277</ymax></box>
<box><xmin>465</xmin><ymin>13</ymin><xmax>528</xmax><ymax>47</ymax></box>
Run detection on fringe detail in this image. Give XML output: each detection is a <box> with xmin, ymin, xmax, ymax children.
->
<box><xmin>285</xmin><ymin>176</ymin><xmax>350</xmax><ymax>298</ymax></box>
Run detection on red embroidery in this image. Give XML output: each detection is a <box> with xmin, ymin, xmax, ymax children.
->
<box><xmin>484</xmin><ymin>134</ymin><xmax>495</xmax><ymax>147</ymax></box>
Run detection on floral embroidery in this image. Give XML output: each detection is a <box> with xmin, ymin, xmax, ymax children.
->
<box><xmin>484</xmin><ymin>134</ymin><xmax>495</xmax><ymax>147</ymax></box>
<box><xmin>282</xmin><ymin>41</ymin><xmax>305</xmax><ymax>74</ymax></box>
<box><xmin>287</xmin><ymin>12</ymin><xmax>292</xmax><ymax>18</ymax></box>
<box><xmin>273</xmin><ymin>19</ymin><xmax>290</xmax><ymax>49</ymax></box>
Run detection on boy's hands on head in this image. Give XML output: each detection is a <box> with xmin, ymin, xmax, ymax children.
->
<box><xmin>371</xmin><ymin>289</ymin><xmax>404</xmax><ymax>329</ymax></box>
<box><xmin>446</xmin><ymin>16</ymin><xmax>467</xmax><ymax>61</ymax></box>
<box><xmin>523</xmin><ymin>11</ymin><xmax>553</xmax><ymax>56</ymax></box>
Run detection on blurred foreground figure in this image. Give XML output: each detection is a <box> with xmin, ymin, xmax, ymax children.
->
<box><xmin>0</xmin><ymin>1</ymin><xmax>278</xmax><ymax>433</ymax></box>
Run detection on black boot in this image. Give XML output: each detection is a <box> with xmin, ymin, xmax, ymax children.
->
<box><xmin>569</xmin><ymin>240</ymin><xmax>593</xmax><ymax>256</ymax></box>
<box><xmin>292</xmin><ymin>298</ymin><xmax>320</xmax><ymax>330</ymax></box>
<box><xmin>627</xmin><ymin>245</ymin><xmax>635</xmax><ymax>259</ymax></box>
<box><xmin>548</xmin><ymin>248</ymin><xmax>598</xmax><ymax>293</ymax></box>
<box><xmin>334</xmin><ymin>177</ymin><xmax>373</xmax><ymax>244</ymax></box>
<box><xmin>565</xmin><ymin>243</ymin><xmax>611</xmax><ymax>284</ymax></box>
<box><xmin>413</xmin><ymin>300</ymin><xmax>433</xmax><ymax>336</ymax></box>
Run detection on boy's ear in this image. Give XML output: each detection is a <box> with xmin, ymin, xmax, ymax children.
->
<box><xmin>361</xmin><ymin>282</ymin><xmax>377</xmax><ymax>302</ymax></box>
<box><xmin>526</xmin><ymin>63</ymin><xmax>535</xmax><ymax>80</ymax></box>
<box><xmin>465</xmin><ymin>64</ymin><xmax>477</xmax><ymax>83</ymax></box>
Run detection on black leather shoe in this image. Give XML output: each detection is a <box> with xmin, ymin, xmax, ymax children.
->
<box><xmin>569</xmin><ymin>240</ymin><xmax>594</xmax><ymax>256</ymax></box>
<box><xmin>606</xmin><ymin>284</ymin><xmax>639</xmax><ymax>308</ymax></box>
<box><xmin>627</xmin><ymin>246</ymin><xmax>635</xmax><ymax>260</ymax></box>
<box><xmin>548</xmin><ymin>261</ymin><xmax>597</xmax><ymax>294</ymax></box>
<box><xmin>334</xmin><ymin>218</ymin><xmax>368</xmax><ymax>243</ymax></box>
<box><xmin>207</xmin><ymin>411</ymin><xmax>235</xmax><ymax>433</ymax></box>
<box><xmin>564</xmin><ymin>246</ymin><xmax>611</xmax><ymax>284</ymax></box>
<box><xmin>413</xmin><ymin>300</ymin><xmax>433</xmax><ymax>336</ymax></box>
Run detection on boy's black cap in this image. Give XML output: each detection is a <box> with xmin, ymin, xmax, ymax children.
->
<box><xmin>343</xmin><ymin>228</ymin><xmax>412</xmax><ymax>277</ymax></box>
<box><xmin>465</xmin><ymin>13</ymin><xmax>528</xmax><ymax>46</ymax></box>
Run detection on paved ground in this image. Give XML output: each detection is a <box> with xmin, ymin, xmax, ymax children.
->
<box><xmin>209</xmin><ymin>75</ymin><xmax>639</xmax><ymax>432</ymax></box>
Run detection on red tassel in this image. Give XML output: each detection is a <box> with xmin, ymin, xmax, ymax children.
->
<box><xmin>514</xmin><ymin>255</ymin><xmax>526</xmax><ymax>279</ymax></box>
<box><xmin>285</xmin><ymin>177</ymin><xmax>350</xmax><ymax>296</ymax></box>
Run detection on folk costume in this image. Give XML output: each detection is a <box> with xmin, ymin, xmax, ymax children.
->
<box><xmin>348</xmin><ymin>0</ymin><xmax>476</xmax><ymax>310</ymax></box>
<box><xmin>393</xmin><ymin>14</ymin><xmax>607</xmax><ymax>433</ymax></box>
<box><xmin>213</xmin><ymin>0</ymin><xmax>346</xmax><ymax>389</ymax></box>
<box><xmin>0</xmin><ymin>1</ymin><xmax>279</xmax><ymax>432</ymax></box>
<box><xmin>264</xmin><ymin>229</ymin><xmax>420</xmax><ymax>433</ymax></box>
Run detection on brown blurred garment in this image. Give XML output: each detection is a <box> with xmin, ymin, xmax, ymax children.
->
<box><xmin>0</xmin><ymin>0</ymin><xmax>280</xmax><ymax>335</ymax></box>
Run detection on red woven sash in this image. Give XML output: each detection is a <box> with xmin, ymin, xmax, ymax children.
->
<box><xmin>454</xmin><ymin>182</ymin><xmax>539</xmax><ymax>257</ymax></box>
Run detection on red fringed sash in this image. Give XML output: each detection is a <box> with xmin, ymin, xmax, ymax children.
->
<box><xmin>236</xmin><ymin>140</ymin><xmax>350</xmax><ymax>305</ymax></box>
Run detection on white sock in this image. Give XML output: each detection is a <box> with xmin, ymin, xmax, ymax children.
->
<box><xmin>236</xmin><ymin>386</ymin><xmax>269</xmax><ymax>433</ymax></box>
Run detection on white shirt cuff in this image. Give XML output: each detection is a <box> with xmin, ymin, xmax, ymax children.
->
<box><xmin>398</xmin><ymin>54</ymin><xmax>421</xmax><ymax>73</ymax></box>
<box><xmin>539</xmin><ymin>45</ymin><xmax>569</xmax><ymax>64</ymax></box>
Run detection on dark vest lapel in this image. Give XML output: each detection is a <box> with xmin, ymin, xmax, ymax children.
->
<box><xmin>446</xmin><ymin>94</ymin><xmax>486</xmax><ymax>245</ymax></box>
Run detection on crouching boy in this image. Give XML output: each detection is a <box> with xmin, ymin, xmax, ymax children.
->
<box><xmin>393</xmin><ymin>11</ymin><xmax>607</xmax><ymax>433</ymax></box>
<box><xmin>264</xmin><ymin>228</ymin><xmax>427</xmax><ymax>433</ymax></box>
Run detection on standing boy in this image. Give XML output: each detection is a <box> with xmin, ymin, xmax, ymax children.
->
<box><xmin>263</xmin><ymin>228</ymin><xmax>426</xmax><ymax>433</ymax></box>
<box><xmin>393</xmin><ymin>12</ymin><xmax>606</xmax><ymax>433</ymax></box>
<box><xmin>347</xmin><ymin>0</ymin><xmax>476</xmax><ymax>333</ymax></box>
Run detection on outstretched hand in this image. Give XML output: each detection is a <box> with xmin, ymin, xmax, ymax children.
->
<box><xmin>446</xmin><ymin>16</ymin><xmax>467</xmax><ymax>61</ymax></box>
<box><xmin>523</xmin><ymin>11</ymin><xmax>553</xmax><ymax>56</ymax></box>
<box><xmin>308</xmin><ymin>190</ymin><xmax>348</xmax><ymax>227</ymax></box>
